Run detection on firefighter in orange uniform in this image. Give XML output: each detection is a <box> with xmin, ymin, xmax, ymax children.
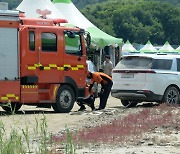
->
<box><xmin>87</xmin><ymin>71</ymin><xmax>113</xmax><ymax>110</ymax></box>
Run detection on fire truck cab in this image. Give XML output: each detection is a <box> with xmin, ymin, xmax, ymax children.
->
<box><xmin>0</xmin><ymin>10</ymin><xmax>90</xmax><ymax>113</ymax></box>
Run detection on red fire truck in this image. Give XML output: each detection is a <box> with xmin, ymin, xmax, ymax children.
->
<box><xmin>0</xmin><ymin>10</ymin><xmax>91</xmax><ymax>113</ymax></box>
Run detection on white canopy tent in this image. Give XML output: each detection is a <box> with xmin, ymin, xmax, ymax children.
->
<box><xmin>139</xmin><ymin>40</ymin><xmax>157</xmax><ymax>53</ymax></box>
<box><xmin>159</xmin><ymin>41</ymin><xmax>175</xmax><ymax>53</ymax></box>
<box><xmin>17</xmin><ymin>0</ymin><xmax>65</xmax><ymax>19</ymax></box>
<box><xmin>122</xmin><ymin>40</ymin><xmax>137</xmax><ymax>55</ymax></box>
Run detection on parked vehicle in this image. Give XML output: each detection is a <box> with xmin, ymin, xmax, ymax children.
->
<box><xmin>111</xmin><ymin>54</ymin><xmax>180</xmax><ymax>107</ymax></box>
<box><xmin>0</xmin><ymin>10</ymin><xmax>91</xmax><ymax>113</ymax></box>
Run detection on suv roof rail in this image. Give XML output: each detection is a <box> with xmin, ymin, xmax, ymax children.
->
<box><xmin>156</xmin><ymin>53</ymin><xmax>180</xmax><ymax>55</ymax></box>
<box><xmin>156</xmin><ymin>53</ymin><xmax>167</xmax><ymax>55</ymax></box>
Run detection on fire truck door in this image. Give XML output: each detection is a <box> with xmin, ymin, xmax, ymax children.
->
<box><xmin>37</xmin><ymin>28</ymin><xmax>64</xmax><ymax>83</ymax></box>
<box><xmin>63</xmin><ymin>31</ymin><xmax>86</xmax><ymax>88</ymax></box>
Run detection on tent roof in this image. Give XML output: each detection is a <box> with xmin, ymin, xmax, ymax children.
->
<box><xmin>159</xmin><ymin>41</ymin><xmax>175</xmax><ymax>52</ymax></box>
<box><xmin>52</xmin><ymin>0</ymin><xmax>122</xmax><ymax>48</ymax></box>
<box><xmin>139</xmin><ymin>41</ymin><xmax>157</xmax><ymax>53</ymax></box>
<box><xmin>176</xmin><ymin>46</ymin><xmax>180</xmax><ymax>52</ymax></box>
<box><xmin>53</xmin><ymin>0</ymin><xmax>72</xmax><ymax>4</ymax></box>
<box><xmin>122</xmin><ymin>40</ymin><xmax>137</xmax><ymax>52</ymax></box>
<box><xmin>17</xmin><ymin>0</ymin><xmax>65</xmax><ymax>19</ymax></box>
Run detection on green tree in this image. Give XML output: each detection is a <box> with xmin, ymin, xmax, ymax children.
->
<box><xmin>82</xmin><ymin>0</ymin><xmax>180</xmax><ymax>44</ymax></box>
<box><xmin>3</xmin><ymin>0</ymin><xmax>180</xmax><ymax>44</ymax></box>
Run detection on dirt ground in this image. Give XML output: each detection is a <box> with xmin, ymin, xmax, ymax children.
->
<box><xmin>0</xmin><ymin>96</ymin><xmax>180</xmax><ymax>154</ymax></box>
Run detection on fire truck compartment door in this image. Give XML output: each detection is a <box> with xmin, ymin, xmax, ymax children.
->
<box><xmin>0</xmin><ymin>28</ymin><xmax>18</xmax><ymax>80</ymax></box>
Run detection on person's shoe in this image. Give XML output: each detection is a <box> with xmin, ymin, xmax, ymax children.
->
<box><xmin>78</xmin><ymin>106</ymin><xmax>86</xmax><ymax>111</ymax></box>
<box><xmin>95</xmin><ymin>107</ymin><xmax>104</xmax><ymax>111</ymax></box>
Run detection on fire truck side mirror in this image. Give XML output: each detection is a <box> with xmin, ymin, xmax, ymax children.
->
<box><xmin>66</xmin><ymin>31</ymin><xmax>76</xmax><ymax>38</ymax></box>
<box><xmin>86</xmin><ymin>33</ymin><xmax>91</xmax><ymax>47</ymax></box>
<box><xmin>86</xmin><ymin>33</ymin><xmax>91</xmax><ymax>54</ymax></box>
<box><xmin>86</xmin><ymin>47</ymin><xmax>90</xmax><ymax>53</ymax></box>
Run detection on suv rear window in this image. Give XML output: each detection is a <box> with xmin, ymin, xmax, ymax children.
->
<box><xmin>116</xmin><ymin>56</ymin><xmax>152</xmax><ymax>69</ymax></box>
<box><xmin>151</xmin><ymin>59</ymin><xmax>172</xmax><ymax>70</ymax></box>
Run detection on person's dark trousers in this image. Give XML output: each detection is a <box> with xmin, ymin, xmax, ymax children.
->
<box><xmin>99</xmin><ymin>81</ymin><xmax>113</xmax><ymax>109</ymax></box>
<box><xmin>86</xmin><ymin>95</ymin><xmax>95</xmax><ymax>110</ymax></box>
<box><xmin>77</xmin><ymin>95</ymin><xmax>95</xmax><ymax>111</ymax></box>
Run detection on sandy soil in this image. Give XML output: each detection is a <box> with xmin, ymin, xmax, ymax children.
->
<box><xmin>0</xmin><ymin>96</ymin><xmax>180</xmax><ymax>154</ymax></box>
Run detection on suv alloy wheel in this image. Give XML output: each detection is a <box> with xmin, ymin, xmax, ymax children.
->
<box><xmin>163</xmin><ymin>86</ymin><xmax>180</xmax><ymax>104</ymax></box>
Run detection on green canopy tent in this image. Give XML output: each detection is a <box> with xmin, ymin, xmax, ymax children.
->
<box><xmin>52</xmin><ymin>0</ymin><xmax>123</xmax><ymax>67</ymax></box>
<box><xmin>159</xmin><ymin>41</ymin><xmax>175</xmax><ymax>53</ymax></box>
<box><xmin>175</xmin><ymin>46</ymin><xmax>180</xmax><ymax>53</ymax></box>
<box><xmin>139</xmin><ymin>40</ymin><xmax>157</xmax><ymax>54</ymax></box>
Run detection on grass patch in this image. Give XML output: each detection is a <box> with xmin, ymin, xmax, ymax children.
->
<box><xmin>54</xmin><ymin>104</ymin><xmax>180</xmax><ymax>146</ymax></box>
<box><xmin>0</xmin><ymin>114</ymin><xmax>76</xmax><ymax>154</ymax></box>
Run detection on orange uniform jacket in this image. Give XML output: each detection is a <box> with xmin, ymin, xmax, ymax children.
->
<box><xmin>90</xmin><ymin>72</ymin><xmax>112</xmax><ymax>86</ymax></box>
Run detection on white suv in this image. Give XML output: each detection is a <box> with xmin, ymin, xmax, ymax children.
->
<box><xmin>111</xmin><ymin>54</ymin><xmax>180</xmax><ymax>107</ymax></box>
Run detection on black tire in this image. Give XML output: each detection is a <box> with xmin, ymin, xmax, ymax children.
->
<box><xmin>163</xmin><ymin>86</ymin><xmax>180</xmax><ymax>104</ymax></box>
<box><xmin>1</xmin><ymin>103</ymin><xmax>22</xmax><ymax>113</ymax></box>
<box><xmin>52</xmin><ymin>85</ymin><xmax>75</xmax><ymax>113</ymax></box>
<box><xmin>121</xmin><ymin>100</ymin><xmax>138</xmax><ymax>108</ymax></box>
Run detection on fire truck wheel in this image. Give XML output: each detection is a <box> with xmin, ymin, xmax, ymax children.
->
<box><xmin>52</xmin><ymin>85</ymin><xmax>75</xmax><ymax>113</ymax></box>
<box><xmin>1</xmin><ymin>103</ymin><xmax>22</xmax><ymax>113</ymax></box>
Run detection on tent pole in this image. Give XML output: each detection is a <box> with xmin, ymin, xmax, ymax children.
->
<box><xmin>119</xmin><ymin>46</ymin><xmax>122</xmax><ymax>59</ymax></box>
<box><xmin>100</xmin><ymin>48</ymin><xmax>103</xmax><ymax>70</ymax></box>
<box><xmin>112</xmin><ymin>46</ymin><xmax>115</xmax><ymax>67</ymax></box>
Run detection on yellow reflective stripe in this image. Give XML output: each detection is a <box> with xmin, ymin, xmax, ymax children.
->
<box><xmin>44</xmin><ymin>67</ymin><xmax>51</xmax><ymax>70</ymax></box>
<box><xmin>71</xmin><ymin>67</ymin><xmax>78</xmax><ymax>70</ymax></box>
<box><xmin>34</xmin><ymin>64</ymin><xmax>38</xmax><ymax>67</ymax></box>
<box><xmin>28</xmin><ymin>64</ymin><xmax>84</xmax><ymax>70</ymax></box>
<box><xmin>1</xmin><ymin>97</ymin><xmax>8</xmax><ymax>101</ymax></box>
<box><xmin>57</xmin><ymin>67</ymin><xmax>64</xmax><ymax>70</ymax></box>
<box><xmin>49</xmin><ymin>64</ymin><xmax>57</xmax><ymax>68</ymax></box>
<box><xmin>1</xmin><ymin>94</ymin><xmax>19</xmax><ymax>101</ymax></box>
<box><xmin>64</xmin><ymin>64</ymin><xmax>71</xmax><ymax>68</ymax></box>
<box><xmin>34</xmin><ymin>63</ymin><xmax>42</xmax><ymax>67</ymax></box>
<box><xmin>22</xmin><ymin>85</ymin><xmax>38</xmax><ymax>88</ymax></box>
<box><xmin>6</xmin><ymin>94</ymin><xmax>15</xmax><ymax>97</ymax></box>
<box><xmin>28</xmin><ymin>63</ymin><xmax>42</xmax><ymax>70</ymax></box>
<box><xmin>53</xmin><ymin>86</ymin><xmax>58</xmax><ymax>100</ymax></box>
<box><xmin>27</xmin><ymin>66</ymin><xmax>36</xmax><ymax>70</ymax></box>
<box><xmin>77</xmin><ymin>65</ymin><xmax>84</xmax><ymax>68</ymax></box>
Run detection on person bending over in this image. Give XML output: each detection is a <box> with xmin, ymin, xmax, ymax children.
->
<box><xmin>87</xmin><ymin>71</ymin><xmax>113</xmax><ymax>110</ymax></box>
